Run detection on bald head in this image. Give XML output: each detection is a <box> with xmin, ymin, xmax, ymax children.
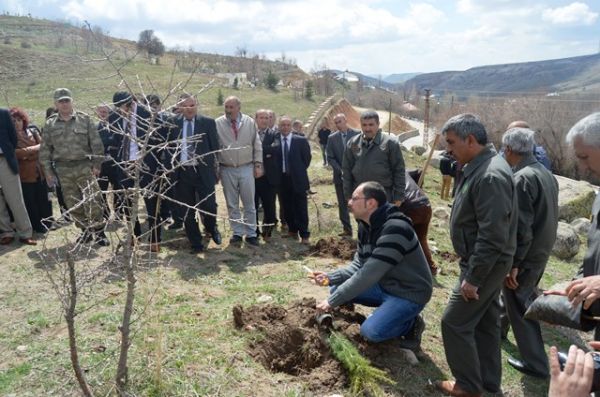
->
<box><xmin>507</xmin><ymin>120</ymin><xmax>530</xmax><ymax>131</ymax></box>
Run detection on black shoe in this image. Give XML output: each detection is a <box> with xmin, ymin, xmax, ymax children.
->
<box><xmin>398</xmin><ymin>315</ymin><xmax>425</xmax><ymax>350</ymax></box>
<box><xmin>507</xmin><ymin>356</ymin><xmax>548</xmax><ymax>379</ymax></box>
<box><xmin>211</xmin><ymin>229</ymin><xmax>222</xmax><ymax>245</ymax></box>
<box><xmin>95</xmin><ymin>231</ymin><xmax>110</xmax><ymax>247</ymax></box>
<box><xmin>168</xmin><ymin>221</ymin><xmax>183</xmax><ymax>231</ymax></box>
<box><xmin>190</xmin><ymin>245</ymin><xmax>204</xmax><ymax>254</ymax></box>
<box><xmin>245</xmin><ymin>236</ymin><xmax>259</xmax><ymax>246</ymax></box>
<box><xmin>229</xmin><ymin>235</ymin><xmax>243</xmax><ymax>244</ymax></box>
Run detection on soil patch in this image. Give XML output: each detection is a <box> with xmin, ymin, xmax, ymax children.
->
<box><xmin>439</xmin><ymin>251</ymin><xmax>460</xmax><ymax>262</ymax></box>
<box><xmin>309</xmin><ymin>237</ymin><xmax>356</xmax><ymax>261</ymax></box>
<box><xmin>321</xmin><ymin>99</ymin><xmax>361</xmax><ymax>131</ymax></box>
<box><xmin>233</xmin><ymin>298</ymin><xmax>366</xmax><ymax>393</ymax></box>
<box><xmin>389</xmin><ymin>115</ymin><xmax>414</xmax><ymax>134</ymax></box>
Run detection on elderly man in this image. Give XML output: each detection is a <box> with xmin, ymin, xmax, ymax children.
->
<box><xmin>254</xmin><ymin>109</ymin><xmax>279</xmax><ymax>240</ymax></box>
<box><xmin>327</xmin><ymin>113</ymin><xmax>359</xmax><ymax>236</ymax></box>
<box><xmin>41</xmin><ymin>88</ymin><xmax>107</xmax><ymax>245</ymax></box>
<box><xmin>342</xmin><ymin>110</ymin><xmax>405</xmax><ymax>205</ymax></box>
<box><xmin>435</xmin><ymin>114</ymin><xmax>517</xmax><ymax>397</ymax></box>
<box><xmin>546</xmin><ymin>113</ymin><xmax>600</xmax><ymax>340</ymax></box>
<box><xmin>0</xmin><ymin>108</ymin><xmax>36</xmax><ymax>245</ymax></box>
<box><xmin>500</xmin><ymin>127</ymin><xmax>558</xmax><ymax>379</ymax></box>
<box><xmin>215</xmin><ymin>96</ymin><xmax>263</xmax><ymax>246</ymax></box>
<box><xmin>312</xmin><ymin>181</ymin><xmax>432</xmax><ymax>346</ymax></box>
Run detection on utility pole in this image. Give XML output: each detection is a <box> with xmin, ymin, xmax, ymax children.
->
<box><xmin>388</xmin><ymin>98</ymin><xmax>392</xmax><ymax>135</ymax></box>
<box><xmin>423</xmin><ymin>88</ymin><xmax>431</xmax><ymax>147</ymax></box>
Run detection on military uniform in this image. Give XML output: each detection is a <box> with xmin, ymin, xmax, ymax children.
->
<box><xmin>40</xmin><ymin>110</ymin><xmax>105</xmax><ymax>230</ymax></box>
<box><xmin>502</xmin><ymin>153</ymin><xmax>558</xmax><ymax>376</ymax></box>
<box><xmin>442</xmin><ymin>146</ymin><xmax>517</xmax><ymax>394</ymax></box>
<box><xmin>342</xmin><ymin>130</ymin><xmax>406</xmax><ymax>203</ymax></box>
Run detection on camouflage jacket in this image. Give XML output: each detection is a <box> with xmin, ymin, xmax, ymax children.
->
<box><xmin>40</xmin><ymin>111</ymin><xmax>105</xmax><ymax>175</ymax></box>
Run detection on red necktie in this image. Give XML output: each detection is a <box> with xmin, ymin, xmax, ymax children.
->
<box><xmin>231</xmin><ymin>119</ymin><xmax>238</xmax><ymax>140</ymax></box>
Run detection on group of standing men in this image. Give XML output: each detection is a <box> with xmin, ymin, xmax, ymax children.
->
<box><xmin>10</xmin><ymin>88</ymin><xmax>315</xmax><ymax>254</ymax></box>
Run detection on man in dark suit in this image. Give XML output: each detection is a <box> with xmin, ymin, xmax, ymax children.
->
<box><xmin>326</xmin><ymin>113</ymin><xmax>359</xmax><ymax>236</ymax></box>
<box><xmin>0</xmin><ymin>108</ymin><xmax>35</xmax><ymax>245</ymax></box>
<box><xmin>277</xmin><ymin>116</ymin><xmax>311</xmax><ymax>244</ymax></box>
<box><xmin>166</xmin><ymin>93</ymin><xmax>221</xmax><ymax>253</ymax></box>
<box><xmin>254</xmin><ymin>109</ymin><xmax>280</xmax><ymax>240</ymax></box>
<box><xmin>109</xmin><ymin>91</ymin><xmax>164</xmax><ymax>252</ymax></box>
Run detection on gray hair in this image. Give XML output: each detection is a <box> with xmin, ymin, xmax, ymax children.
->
<box><xmin>360</xmin><ymin>110</ymin><xmax>379</xmax><ymax>124</ymax></box>
<box><xmin>224</xmin><ymin>96</ymin><xmax>241</xmax><ymax>106</ymax></box>
<box><xmin>441</xmin><ymin>113</ymin><xmax>487</xmax><ymax>145</ymax></box>
<box><xmin>255</xmin><ymin>108</ymin><xmax>269</xmax><ymax>118</ymax></box>
<box><xmin>566</xmin><ymin>112</ymin><xmax>600</xmax><ymax>148</ymax></box>
<box><xmin>502</xmin><ymin>127</ymin><xmax>534</xmax><ymax>155</ymax></box>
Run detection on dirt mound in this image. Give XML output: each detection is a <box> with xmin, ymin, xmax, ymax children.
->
<box><xmin>310</xmin><ymin>237</ymin><xmax>356</xmax><ymax>260</ymax></box>
<box><xmin>321</xmin><ymin>99</ymin><xmax>361</xmax><ymax>131</ymax></box>
<box><xmin>390</xmin><ymin>115</ymin><xmax>414</xmax><ymax>134</ymax></box>
<box><xmin>234</xmin><ymin>298</ymin><xmax>364</xmax><ymax>392</ymax></box>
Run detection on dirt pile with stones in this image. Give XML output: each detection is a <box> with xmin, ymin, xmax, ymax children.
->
<box><xmin>309</xmin><ymin>237</ymin><xmax>356</xmax><ymax>261</ymax></box>
<box><xmin>233</xmin><ymin>298</ymin><xmax>367</xmax><ymax>393</ymax></box>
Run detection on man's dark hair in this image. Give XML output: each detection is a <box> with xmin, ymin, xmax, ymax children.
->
<box><xmin>441</xmin><ymin>113</ymin><xmax>487</xmax><ymax>145</ymax></box>
<box><xmin>360</xmin><ymin>110</ymin><xmax>379</xmax><ymax>124</ymax></box>
<box><xmin>360</xmin><ymin>181</ymin><xmax>387</xmax><ymax>207</ymax></box>
<box><xmin>146</xmin><ymin>94</ymin><xmax>161</xmax><ymax>106</ymax></box>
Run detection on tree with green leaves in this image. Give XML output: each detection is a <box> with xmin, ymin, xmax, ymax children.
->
<box><xmin>137</xmin><ymin>29</ymin><xmax>165</xmax><ymax>60</ymax></box>
<box><xmin>305</xmin><ymin>80</ymin><xmax>314</xmax><ymax>100</ymax></box>
<box><xmin>217</xmin><ymin>89</ymin><xmax>224</xmax><ymax>106</ymax></box>
<box><xmin>233</xmin><ymin>76</ymin><xmax>239</xmax><ymax>90</ymax></box>
<box><xmin>265</xmin><ymin>70</ymin><xmax>279</xmax><ymax>91</ymax></box>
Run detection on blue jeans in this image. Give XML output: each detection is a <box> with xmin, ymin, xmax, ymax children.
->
<box><xmin>331</xmin><ymin>283</ymin><xmax>424</xmax><ymax>342</ymax></box>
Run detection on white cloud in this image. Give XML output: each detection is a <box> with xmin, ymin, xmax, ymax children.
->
<box><xmin>542</xmin><ymin>2</ymin><xmax>598</xmax><ymax>25</ymax></box>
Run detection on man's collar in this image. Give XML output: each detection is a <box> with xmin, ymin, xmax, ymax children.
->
<box><xmin>462</xmin><ymin>145</ymin><xmax>496</xmax><ymax>178</ymax></box>
<box><xmin>360</xmin><ymin>130</ymin><xmax>382</xmax><ymax>145</ymax></box>
<box><xmin>514</xmin><ymin>152</ymin><xmax>538</xmax><ymax>172</ymax></box>
<box><xmin>57</xmin><ymin>112</ymin><xmax>75</xmax><ymax>121</ymax></box>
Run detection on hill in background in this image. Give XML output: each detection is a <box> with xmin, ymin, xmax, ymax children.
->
<box><xmin>402</xmin><ymin>53</ymin><xmax>600</xmax><ymax>95</ymax></box>
<box><xmin>383</xmin><ymin>72</ymin><xmax>421</xmax><ymax>84</ymax></box>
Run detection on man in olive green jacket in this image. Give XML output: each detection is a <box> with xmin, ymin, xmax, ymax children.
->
<box><xmin>435</xmin><ymin>114</ymin><xmax>517</xmax><ymax>397</ymax></box>
<box><xmin>501</xmin><ymin>127</ymin><xmax>558</xmax><ymax>379</ymax></box>
<box><xmin>342</xmin><ymin>110</ymin><xmax>406</xmax><ymax>205</ymax></box>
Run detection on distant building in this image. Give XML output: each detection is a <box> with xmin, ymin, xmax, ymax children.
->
<box><xmin>216</xmin><ymin>72</ymin><xmax>247</xmax><ymax>87</ymax></box>
<box><xmin>334</xmin><ymin>71</ymin><xmax>359</xmax><ymax>83</ymax></box>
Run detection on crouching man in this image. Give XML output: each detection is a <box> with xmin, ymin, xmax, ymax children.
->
<box><xmin>311</xmin><ymin>181</ymin><xmax>433</xmax><ymax>348</ymax></box>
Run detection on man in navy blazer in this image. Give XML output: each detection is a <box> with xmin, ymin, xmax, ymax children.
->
<box><xmin>277</xmin><ymin>116</ymin><xmax>311</xmax><ymax>243</ymax></box>
<box><xmin>254</xmin><ymin>109</ymin><xmax>281</xmax><ymax>240</ymax></box>
<box><xmin>0</xmin><ymin>108</ymin><xmax>35</xmax><ymax>245</ymax></box>
<box><xmin>109</xmin><ymin>91</ymin><xmax>164</xmax><ymax>252</ymax></box>
<box><xmin>166</xmin><ymin>94</ymin><xmax>221</xmax><ymax>253</ymax></box>
<box><xmin>326</xmin><ymin>113</ymin><xmax>359</xmax><ymax>236</ymax></box>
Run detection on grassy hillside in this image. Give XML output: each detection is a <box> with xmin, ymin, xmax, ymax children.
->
<box><xmin>0</xmin><ymin>15</ymin><xmax>319</xmax><ymax>126</ymax></box>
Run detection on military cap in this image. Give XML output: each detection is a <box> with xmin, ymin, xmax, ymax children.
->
<box><xmin>53</xmin><ymin>88</ymin><xmax>72</xmax><ymax>101</ymax></box>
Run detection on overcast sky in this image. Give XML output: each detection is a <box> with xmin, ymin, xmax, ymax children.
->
<box><xmin>3</xmin><ymin>0</ymin><xmax>599</xmax><ymax>75</ymax></box>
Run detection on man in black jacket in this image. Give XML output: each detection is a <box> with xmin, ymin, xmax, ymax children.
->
<box><xmin>311</xmin><ymin>181</ymin><xmax>432</xmax><ymax>346</ymax></box>
<box><xmin>254</xmin><ymin>109</ymin><xmax>279</xmax><ymax>240</ymax></box>
<box><xmin>0</xmin><ymin>108</ymin><xmax>35</xmax><ymax>245</ymax></box>
<box><xmin>166</xmin><ymin>94</ymin><xmax>221</xmax><ymax>253</ymax></box>
<box><xmin>277</xmin><ymin>116</ymin><xmax>311</xmax><ymax>244</ymax></box>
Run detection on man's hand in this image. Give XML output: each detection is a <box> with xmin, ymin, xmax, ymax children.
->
<box><xmin>46</xmin><ymin>175</ymin><xmax>56</xmax><ymax>188</ymax></box>
<box><xmin>548</xmin><ymin>345</ymin><xmax>594</xmax><ymax>397</ymax></box>
<box><xmin>316</xmin><ymin>299</ymin><xmax>332</xmax><ymax>312</ymax></box>
<box><xmin>460</xmin><ymin>279</ymin><xmax>479</xmax><ymax>301</ymax></box>
<box><xmin>308</xmin><ymin>271</ymin><xmax>330</xmax><ymax>286</ymax></box>
<box><xmin>504</xmin><ymin>268</ymin><xmax>519</xmax><ymax>290</ymax></box>
<box><xmin>254</xmin><ymin>163</ymin><xmax>264</xmax><ymax>178</ymax></box>
<box><xmin>393</xmin><ymin>200</ymin><xmax>403</xmax><ymax>207</ymax></box>
<box><xmin>566</xmin><ymin>275</ymin><xmax>600</xmax><ymax>310</ymax></box>
<box><xmin>92</xmin><ymin>166</ymin><xmax>100</xmax><ymax>177</ymax></box>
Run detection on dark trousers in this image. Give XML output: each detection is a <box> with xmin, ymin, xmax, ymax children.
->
<box><xmin>97</xmin><ymin>160</ymin><xmax>123</xmax><ymax>219</ymax></box>
<box><xmin>280</xmin><ymin>174</ymin><xmax>309</xmax><ymax>238</ymax></box>
<box><xmin>21</xmin><ymin>179</ymin><xmax>52</xmax><ymax>232</ymax></box>
<box><xmin>334</xmin><ymin>182</ymin><xmax>351</xmax><ymax>232</ymax></box>
<box><xmin>121</xmin><ymin>176</ymin><xmax>161</xmax><ymax>244</ymax></box>
<box><xmin>502</xmin><ymin>266</ymin><xmax>549</xmax><ymax>376</ymax></box>
<box><xmin>160</xmin><ymin>179</ymin><xmax>183</xmax><ymax>224</ymax></box>
<box><xmin>254</xmin><ymin>176</ymin><xmax>277</xmax><ymax>237</ymax></box>
<box><xmin>177</xmin><ymin>167</ymin><xmax>217</xmax><ymax>250</ymax></box>
<box><xmin>403</xmin><ymin>205</ymin><xmax>436</xmax><ymax>270</ymax></box>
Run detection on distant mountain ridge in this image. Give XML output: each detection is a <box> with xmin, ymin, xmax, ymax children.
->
<box><xmin>328</xmin><ymin>69</ymin><xmax>397</xmax><ymax>90</ymax></box>
<box><xmin>383</xmin><ymin>73</ymin><xmax>421</xmax><ymax>84</ymax></box>
<box><xmin>402</xmin><ymin>53</ymin><xmax>600</xmax><ymax>94</ymax></box>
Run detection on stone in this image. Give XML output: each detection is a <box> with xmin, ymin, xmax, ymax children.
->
<box><xmin>571</xmin><ymin>217</ymin><xmax>592</xmax><ymax>235</ymax></box>
<box><xmin>257</xmin><ymin>295</ymin><xmax>273</xmax><ymax>303</ymax></box>
<box><xmin>556</xmin><ymin>175</ymin><xmax>596</xmax><ymax>222</ymax></box>
<box><xmin>552</xmin><ymin>222</ymin><xmax>581</xmax><ymax>260</ymax></box>
<box><xmin>411</xmin><ymin>145</ymin><xmax>427</xmax><ymax>156</ymax></box>
<box><xmin>432</xmin><ymin>207</ymin><xmax>450</xmax><ymax>220</ymax></box>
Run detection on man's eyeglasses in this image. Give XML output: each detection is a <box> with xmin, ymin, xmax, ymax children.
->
<box><xmin>349</xmin><ymin>196</ymin><xmax>367</xmax><ymax>202</ymax></box>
